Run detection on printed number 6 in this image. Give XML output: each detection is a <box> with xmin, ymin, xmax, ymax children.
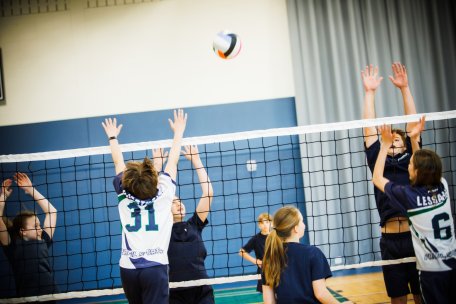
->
<box><xmin>432</xmin><ymin>212</ymin><xmax>452</xmax><ymax>240</ymax></box>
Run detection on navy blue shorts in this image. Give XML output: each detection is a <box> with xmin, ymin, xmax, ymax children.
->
<box><xmin>255</xmin><ymin>267</ymin><xmax>262</xmax><ymax>292</ymax></box>
<box><xmin>380</xmin><ymin>232</ymin><xmax>420</xmax><ymax>298</ymax></box>
<box><xmin>256</xmin><ymin>278</ymin><xmax>263</xmax><ymax>293</ymax></box>
<box><xmin>169</xmin><ymin>285</ymin><xmax>214</xmax><ymax>304</ymax></box>
<box><xmin>420</xmin><ymin>268</ymin><xmax>456</xmax><ymax>304</ymax></box>
<box><xmin>120</xmin><ymin>265</ymin><xmax>169</xmax><ymax>304</ymax></box>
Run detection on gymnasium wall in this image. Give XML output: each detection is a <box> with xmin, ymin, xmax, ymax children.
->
<box><xmin>0</xmin><ymin>0</ymin><xmax>294</xmax><ymax>127</ymax></box>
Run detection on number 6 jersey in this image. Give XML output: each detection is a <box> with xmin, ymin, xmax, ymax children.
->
<box><xmin>385</xmin><ymin>178</ymin><xmax>456</xmax><ymax>271</ymax></box>
<box><xmin>113</xmin><ymin>171</ymin><xmax>176</xmax><ymax>269</ymax></box>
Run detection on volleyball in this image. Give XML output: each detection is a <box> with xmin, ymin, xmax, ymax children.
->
<box><xmin>213</xmin><ymin>31</ymin><xmax>241</xmax><ymax>59</ymax></box>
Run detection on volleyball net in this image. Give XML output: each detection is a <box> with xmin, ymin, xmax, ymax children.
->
<box><xmin>0</xmin><ymin>110</ymin><xmax>455</xmax><ymax>302</ymax></box>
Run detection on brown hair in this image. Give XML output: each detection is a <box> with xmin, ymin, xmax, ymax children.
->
<box><xmin>263</xmin><ymin>206</ymin><xmax>300</xmax><ymax>288</ymax></box>
<box><xmin>122</xmin><ymin>157</ymin><xmax>158</xmax><ymax>200</ymax></box>
<box><xmin>411</xmin><ymin>149</ymin><xmax>442</xmax><ymax>187</ymax></box>
<box><xmin>257</xmin><ymin>212</ymin><xmax>272</xmax><ymax>223</ymax></box>
<box><xmin>9</xmin><ymin>211</ymin><xmax>36</xmax><ymax>239</ymax></box>
<box><xmin>391</xmin><ymin>128</ymin><xmax>406</xmax><ymax>147</ymax></box>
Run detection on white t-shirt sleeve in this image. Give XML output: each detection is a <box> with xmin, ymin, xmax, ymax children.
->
<box><xmin>154</xmin><ymin>172</ymin><xmax>176</xmax><ymax>210</ymax></box>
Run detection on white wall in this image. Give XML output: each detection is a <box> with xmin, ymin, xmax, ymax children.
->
<box><xmin>0</xmin><ymin>0</ymin><xmax>294</xmax><ymax>126</ymax></box>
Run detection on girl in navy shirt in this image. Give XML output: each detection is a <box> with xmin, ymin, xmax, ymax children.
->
<box><xmin>239</xmin><ymin>212</ymin><xmax>272</xmax><ymax>292</ymax></box>
<box><xmin>361</xmin><ymin>63</ymin><xmax>422</xmax><ymax>303</ymax></box>
<box><xmin>154</xmin><ymin>145</ymin><xmax>215</xmax><ymax>304</ymax></box>
<box><xmin>262</xmin><ymin>206</ymin><xmax>352</xmax><ymax>304</ymax></box>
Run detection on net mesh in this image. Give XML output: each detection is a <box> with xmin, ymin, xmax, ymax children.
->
<box><xmin>0</xmin><ymin>111</ymin><xmax>455</xmax><ymax>302</ymax></box>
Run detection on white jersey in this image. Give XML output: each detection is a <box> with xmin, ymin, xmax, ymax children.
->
<box><xmin>408</xmin><ymin>179</ymin><xmax>456</xmax><ymax>271</ymax></box>
<box><xmin>386</xmin><ymin>178</ymin><xmax>456</xmax><ymax>271</ymax></box>
<box><xmin>116</xmin><ymin>172</ymin><xmax>175</xmax><ymax>269</ymax></box>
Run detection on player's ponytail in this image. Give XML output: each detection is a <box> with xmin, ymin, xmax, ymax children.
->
<box><xmin>263</xmin><ymin>206</ymin><xmax>300</xmax><ymax>288</ymax></box>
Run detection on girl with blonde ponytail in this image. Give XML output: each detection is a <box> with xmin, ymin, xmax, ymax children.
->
<box><xmin>262</xmin><ymin>206</ymin><xmax>353</xmax><ymax>304</ymax></box>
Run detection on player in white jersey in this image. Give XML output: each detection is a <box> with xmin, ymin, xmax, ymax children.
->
<box><xmin>373</xmin><ymin>120</ymin><xmax>456</xmax><ymax>304</ymax></box>
<box><xmin>102</xmin><ymin>109</ymin><xmax>187</xmax><ymax>304</ymax></box>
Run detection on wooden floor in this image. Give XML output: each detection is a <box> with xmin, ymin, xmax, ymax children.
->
<box><xmin>212</xmin><ymin>271</ymin><xmax>418</xmax><ymax>304</ymax></box>
<box><xmin>326</xmin><ymin>271</ymin><xmax>417</xmax><ymax>303</ymax></box>
<box><xmin>84</xmin><ymin>271</ymin><xmax>419</xmax><ymax>304</ymax></box>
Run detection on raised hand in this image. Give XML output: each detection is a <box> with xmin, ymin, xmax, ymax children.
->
<box><xmin>409</xmin><ymin>116</ymin><xmax>426</xmax><ymax>141</ymax></box>
<box><xmin>378</xmin><ymin>124</ymin><xmax>393</xmax><ymax>147</ymax></box>
<box><xmin>101</xmin><ymin>118</ymin><xmax>125</xmax><ymax>174</ymax></box>
<box><xmin>168</xmin><ymin>109</ymin><xmax>187</xmax><ymax>136</ymax></box>
<box><xmin>1</xmin><ymin>179</ymin><xmax>13</xmax><ymax>201</ymax></box>
<box><xmin>361</xmin><ymin>64</ymin><xmax>383</xmax><ymax>92</ymax></box>
<box><xmin>165</xmin><ymin>109</ymin><xmax>188</xmax><ymax>180</ymax></box>
<box><xmin>182</xmin><ymin>145</ymin><xmax>199</xmax><ymax>162</ymax></box>
<box><xmin>389</xmin><ymin>62</ymin><xmax>409</xmax><ymax>89</ymax></box>
<box><xmin>14</xmin><ymin>172</ymin><xmax>34</xmax><ymax>196</ymax></box>
<box><xmin>101</xmin><ymin>118</ymin><xmax>123</xmax><ymax>139</ymax></box>
<box><xmin>152</xmin><ymin>148</ymin><xmax>169</xmax><ymax>172</ymax></box>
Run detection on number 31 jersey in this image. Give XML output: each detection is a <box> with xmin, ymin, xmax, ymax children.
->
<box><xmin>114</xmin><ymin>171</ymin><xmax>175</xmax><ymax>269</ymax></box>
<box><xmin>385</xmin><ymin>178</ymin><xmax>456</xmax><ymax>271</ymax></box>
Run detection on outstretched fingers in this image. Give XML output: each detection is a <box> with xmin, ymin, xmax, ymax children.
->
<box><xmin>182</xmin><ymin>145</ymin><xmax>199</xmax><ymax>160</ymax></box>
<box><xmin>152</xmin><ymin>148</ymin><xmax>169</xmax><ymax>160</ymax></box>
<box><xmin>1</xmin><ymin>179</ymin><xmax>13</xmax><ymax>198</ymax></box>
<box><xmin>409</xmin><ymin>116</ymin><xmax>426</xmax><ymax>139</ymax></box>
<box><xmin>169</xmin><ymin>109</ymin><xmax>188</xmax><ymax>133</ymax></box>
<box><xmin>14</xmin><ymin>172</ymin><xmax>33</xmax><ymax>189</ymax></box>
<box><xmin>373</xmin><ymin>65</ymin><xmax>379</xmax><ymax>78</ymax></box>
<box><xmin>393</xmin><ymin>62</ymin><xmax>404</xmax><ymax>76</ymax></box>
<box><xmin>377</xmin><ymin>124</ymin><xmax>393</xmax><ymax>144</ymax></box>
<box><xmin>362</xmin><ymin>64</ymin><xmax>383</xmax><ymax>92</ymax></box>
<box><xmin>102</xmin><ymin>118</ymin><xmax>122</xmax><ymax>137</ymax></box>
<box><xmin>2</xmin><ymin>179</ymin><xmax>12</xmax><ymax>188</ymax></box>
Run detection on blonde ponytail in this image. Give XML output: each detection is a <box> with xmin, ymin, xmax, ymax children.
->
<box><xmin>263</xmin><ymin>229</ymin><xmax>286</xmax><ymax>288</ymax></box>
<box><xmin>262</xmin><ymin>206</ymin><xmax>300</xmax><ymax>288</ymax></box>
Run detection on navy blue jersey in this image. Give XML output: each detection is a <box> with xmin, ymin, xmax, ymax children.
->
<box><xmin>3</xmin><ymin>231</ymin><xmax>57</xmax><ymax>297</ymax></box>
<box><xmin>242</xmin><ymin>232</ymin><xmax>267</xmax><ymax>261</ymax></box>
<box><xmin>168</xmin><ymin>212</ymin><xmax>209</xmax><ymax>282</ymax></box>
<box><xmin>243</xmin><ymin>232</ymin><xmax>268</xmax><ymax>292</ymax></box>
<box><xmin>365</xmin><ymin>137</ymin><xmax>417</xmax><ymax>226</ymax></box>
<box><xmin>262</xmin><ymin>242</ymin><xmax>332</xmax><ymax>304</ymax></box>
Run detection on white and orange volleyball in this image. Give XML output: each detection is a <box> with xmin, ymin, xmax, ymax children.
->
<box><xmin>213</xmin><ymin>31</ymin><xmax>241</xmax><ymax>59</ymax></box>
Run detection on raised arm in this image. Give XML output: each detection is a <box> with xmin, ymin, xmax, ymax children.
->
<box><xmin>164</xmin><ymin>109</ymin><xmax>188</xmax><ymax>181</ymax></box>
<box><xmin>372</xmin><ymin>125</ymin><xmax>393</xmax><ymax>193</ymax></box>
<box><xmin>389</xmin><ymin>62</ymin><xmax>418</xmax><ymax>133</ymax></box>
<box><xmin>0</xmin><ymin>179</ymin><xmax>13</xmax><ymax>246</ymax></box>
<box><xmin>15</xmin><ymin>173</ymin><xmax>58</xmax><ymax>239</ymax></box>
<box><xmin>152</xmin><ymin>148</ymin><xmax>169</xmax><ymax>173</ymax></box>
<box><xmin>183</xmin><ymin>145</ymin><xmax>213</xmax><ymax>222</ymax></box>
<box><xmin>361</xmin><ymin>64</ymin><xmax>383</xmax><ymax>148</ymax></box>
<box><xmin>409</xmin><ymin>116</ymin><xmax>426</xmax><ymax>153</ymax></box>
<box><xmin>102</xmin><ymin>118</ymin><xmax>126</xmax><ymax>175</ymax></box>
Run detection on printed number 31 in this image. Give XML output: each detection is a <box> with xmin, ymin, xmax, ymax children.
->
<box><xmin>126</xmin><ymin>203</ymin><xmax>158</xmax><ymax>232</ymax></box>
